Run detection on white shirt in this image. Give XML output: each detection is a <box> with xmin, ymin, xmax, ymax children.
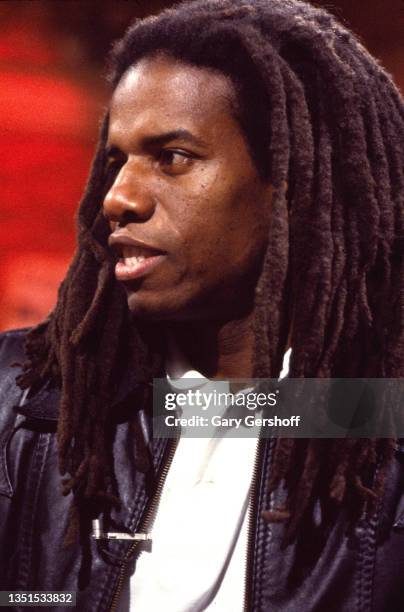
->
<box><xmin>118</xmin><ymin>346</ymin><xmax>291</xmax><ymax>611</ymax></box>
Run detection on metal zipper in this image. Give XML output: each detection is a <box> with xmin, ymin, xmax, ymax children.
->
<box><xmin>109</xmin><ymin>436</ymin><xmax>178</xmax><ymax>612</ymax></box>
<box><xmin>243</xmin><ymin>437</ymin><xmax>265</xmax><ymax>612</ymax></box>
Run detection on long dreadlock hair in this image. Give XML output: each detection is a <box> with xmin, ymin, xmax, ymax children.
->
<box><xmin>17</xmin><ymin>0</ymin><xmax>404</xmax><ymax>544</ymax></box>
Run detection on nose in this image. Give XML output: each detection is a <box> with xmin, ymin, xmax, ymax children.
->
<box><xmin>103</xmin><ymin>159</ymin><xmax>155</xmax><ymax>224</ymax></box>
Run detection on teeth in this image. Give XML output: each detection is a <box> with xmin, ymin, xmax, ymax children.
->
<box><xmin>121</xmin><ymin>246</ymin><xmax>151</xmax><ymax>267</ymax></box>
<box><xmin>123</xmin><ymin>255</ymin><xmax>146</xmax><ymax>267</ymax></box>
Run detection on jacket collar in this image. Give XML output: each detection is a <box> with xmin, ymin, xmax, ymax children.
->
<box><xmin>16</xmin><ymin>371</ymin><xmax>146</xmax><ymax>423</ymax></box>
<box><xmin>16</xmin><ymin>384</ymin><xmax>60</xmax><ymax>422</ymax></box>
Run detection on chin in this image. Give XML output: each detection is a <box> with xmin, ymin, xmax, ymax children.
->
<box><xmin>126</xmin><ymin>291</ymin><xmax>246</xmax><ymax>324</ymax></box>
<box><xmin>126</xmin><ymin>291</ymin><xmax>186</xmax><ymax>321</ymax></box>
<box><xmin>125</xmin><ymin>288</ymin><xmax>212</xmax><ymax>322</ymax></box>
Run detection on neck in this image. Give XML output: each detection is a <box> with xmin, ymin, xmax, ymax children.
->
<box><xmin>166</xmin><ymin>312</ymin><xmax>255</xmax><ymax>379</ymax></box>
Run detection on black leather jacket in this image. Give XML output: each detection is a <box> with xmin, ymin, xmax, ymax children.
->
<box><xmin>1</xmin><ymin>329</ymin><xmax>404</xmax><ymax>611</ymax></box>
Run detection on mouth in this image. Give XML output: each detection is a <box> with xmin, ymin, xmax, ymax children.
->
<box><xmin>108</xmin><ymin>234</ymin><xmax>166</xmax><ymax>282</ymax></box>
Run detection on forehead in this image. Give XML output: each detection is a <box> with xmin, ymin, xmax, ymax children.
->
<box><xmin>109</xmin><ymin>55</ymin><xmax>238</xmax><ymax>136</ymax></box>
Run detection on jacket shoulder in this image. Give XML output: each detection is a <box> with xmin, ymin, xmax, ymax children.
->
<box><xmin>0</xmin><ymin>328</ymin><xmax>29</xmax><ymax>372</ymax></box>
<box><xmin>0</xmin><ymin>330</ymin><xmax>29</xmax><ymax>493</ymax></box>
<box><xmin>0</xmin><ymin>328</ymin><xmax>28</xmax><ymax>423</ymax></box>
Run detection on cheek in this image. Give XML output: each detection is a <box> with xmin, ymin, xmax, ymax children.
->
<box><xmin>165</xmin><ymin>171</ymin><xmax>269</xmax><ymax>275</ymax></box>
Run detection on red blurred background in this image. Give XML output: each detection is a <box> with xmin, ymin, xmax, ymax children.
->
<box><xmin>1</xmin><ymin>0</ymin><xmax>403</xmax><ymax>331</ymax></box>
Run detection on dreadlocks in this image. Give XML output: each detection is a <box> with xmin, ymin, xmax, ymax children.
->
<box><xmin>17</xmin><ymin>0</ymin><xmax>404</xmax><ymax>545</ymax></box>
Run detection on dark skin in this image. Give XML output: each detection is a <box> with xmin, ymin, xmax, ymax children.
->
<box><xmin>103</xmin><ymin>55</ymin><xmax>273</xmax><ymax>378</ymax></box>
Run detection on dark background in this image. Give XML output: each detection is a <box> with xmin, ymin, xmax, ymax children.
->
<box><xmin>0</xmin><ymin>0</ymin><xmax>403</xmax><ymax>330</ymax></box>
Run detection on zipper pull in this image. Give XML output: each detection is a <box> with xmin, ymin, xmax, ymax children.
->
<box><xmin>91</xmin><ymin>519</ymin><xmax>152</xmax><ymax>541</ymax></box>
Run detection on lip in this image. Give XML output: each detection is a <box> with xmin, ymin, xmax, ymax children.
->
<box><xmin>114</xmin><ymin>254</ymin><xmax>166</xmax><ymax>281</ymax></box>
<box><xmin>108</xmin><ymin>231</ymin><xmax>166</xmax><ymax>282</ymax></box>
<box><xmin>108</xmin><ymin>231</ymin><xmax>165</xmax><ymax>255</ymax></box>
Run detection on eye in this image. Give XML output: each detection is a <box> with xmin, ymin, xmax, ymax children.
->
<box><xmin>105</xmin><ymin>145</ymin><xmax>127</xmax><ymax>172</ymax></box>
<box><xmin>104</xmin><ymin>151</ymin><xmax>127</xmax><ymax>190</ymax></box>
<box><xmin>106</xmin><ymin>155</ymin><xmax>125</xmax><ymax>174</ymax></box>
<box><xmin>157</xmin><ymin>149</ymin><xmax>195</xmax><ymax>174</ymax></box>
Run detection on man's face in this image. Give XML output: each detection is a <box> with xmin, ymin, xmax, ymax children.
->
<box><xmin>104</xmin><ymin>55</ymin><xmax>273</xmax><ymax>321</ymax></box>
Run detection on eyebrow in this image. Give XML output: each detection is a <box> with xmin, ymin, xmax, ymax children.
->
<box><xmin>106</xmin><ymin>129</ymin><xmax>208</xmax><ymax>155</ymax></box>
<box><xmin>143</xmin><ymin>129</ymin><xmax>209</xmax><ymax>148</ymax></box>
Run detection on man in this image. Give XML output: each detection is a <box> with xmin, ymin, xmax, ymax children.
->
<box><xmin>0</xmin><ymin>0</ymin><xmax>403</xmax><ymax>610</ymax></box>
